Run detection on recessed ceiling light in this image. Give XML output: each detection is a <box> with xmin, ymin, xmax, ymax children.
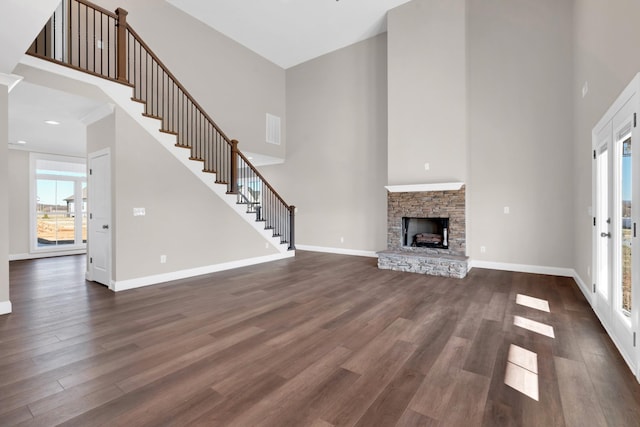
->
<box><xmin>17</xmin><ymin>140</ymin><xmax>27</xmax><ymax>145</ymax></box>
<box><xmin>44</xmin><ymin>120</ymin><xmax>60</xmax><ymax>125</ymax></box>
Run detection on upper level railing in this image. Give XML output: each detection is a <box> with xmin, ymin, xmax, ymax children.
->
<box><xmin>27</xmin><ymin>0</ymin><xmax>295</xmax><ymax>249</ymax></box>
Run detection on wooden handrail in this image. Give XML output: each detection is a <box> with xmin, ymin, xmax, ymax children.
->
<box><xmin>237</xmin><ymin>151</ymin><xmax>290</xmax><ymax>209</ymax></box>
<box><xmin>124</xmin><ymin>25</ymin><xmax>233</xmax><ymax>144</ymax></box>
<box><xmin>75</xmin><ymin>0</ymin><xmax>116</xmax><ymax>18</ymax></box>
<box><xmin>27</xmin><ymin>0</ymin><xmax>295</xmax><ymax>249</ymax></box>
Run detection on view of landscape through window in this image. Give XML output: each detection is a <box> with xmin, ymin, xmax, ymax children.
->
<box><xmin>622</xmin><ymin>137</ymin><xmax>632</xmax><ymax>313</ymax></box>
<box><xmin>35</xmin><ymin>159</ymin><xmax>87</xmax><ymax>248</ymax></box>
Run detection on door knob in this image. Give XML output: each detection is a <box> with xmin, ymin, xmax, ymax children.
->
<box><xmin>102</xmin><ymin>224</ymin><xmax>109</xmax><ymax>230</ymax></box>
<box><xmin>601</xmin><ymin>232</ymin><xmax>611</xmax><ymax>238</ymax></box>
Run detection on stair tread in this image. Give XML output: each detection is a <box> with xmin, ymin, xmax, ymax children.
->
<box><xmin>160</xmin><ymin>129</ymin><xmax>178</xmax><ymax>136</ymax></box>
<box><xmin>142</xmin><ymin>112</ymin><xmax>162</xmax><ymax>120</ymax></box>
<box><xmin>131</xmin><ymin>97</ymin><xmax>146</xmax><ymax>104</ymax></box>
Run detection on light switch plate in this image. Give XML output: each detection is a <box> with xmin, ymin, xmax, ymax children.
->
<box><xmin>133</xmin><ymin>208</ymin><xmax>146</xmax><ymax>216</ymax></box>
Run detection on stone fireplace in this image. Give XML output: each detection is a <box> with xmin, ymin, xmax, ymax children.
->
<box><xmin>378</xmin><ymin>183</ymin><xmax>468</xmax><ymax>278</ymax></box>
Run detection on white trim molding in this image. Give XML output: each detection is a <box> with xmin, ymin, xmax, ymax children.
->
<box><xmin>10</xmin><ymin>250</ymin><xmax>87</xmax><ymax>261</ymax></box>
<box><xmin>0</xmin><ymin>72</ymin><xmax>23</xmax><ymax>92</ymax></box>
<box><xmin>296</xmin><ymin>245</ymin><xmax>378</xmax><ymax>258</ymax></box>
<box><xmin>80</xmin><ymin>103</ymin><xmax>115</xmax><ymax>125</ymax></box>
<box><xmin>470</xmin><ymin>260</ymin><xmax>574</xmax><ymax>277</ymax></box>
<box><xmin>385</xmin><ymin>182</ymin><xmax>464</xmax><ymax>193</ymax></box>
<box><xmin>0</xmin><ymin>300</ymin><xmax>12</xmax><ymax>315</ymax></box>
<box><xmin>572</xmin><ymin>271</ymin><xmax>593</xmax><ymax>305</ymax></box>
<box><xmin>109</xmin><ymin>252</ymin><xmax>295</xmax><ymax>292</ymax></box>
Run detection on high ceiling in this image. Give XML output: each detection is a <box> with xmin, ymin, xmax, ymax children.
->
<box><xmin>8</xmin><ymin>82</ymin><xmax>108</xmax><ymax>157</ymax></box>
<box><xmin>166</xmin><ymin>0</ymin><xmax>412</xmax><ymax>69</ymax></box>
<box><xmin>8</xmin><ymin>0</ymin><xmax>413</xmax><ymax>157</ymax></box>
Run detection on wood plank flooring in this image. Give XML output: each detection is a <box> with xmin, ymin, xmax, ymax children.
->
<box><xmin>1</xmin><ymin>251</ymin><xmax>640</xmax><ymax>426</ymax></box>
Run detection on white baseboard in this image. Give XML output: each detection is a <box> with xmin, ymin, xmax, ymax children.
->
<box><xmin>9</xmin><ymin>250</ymin><xmax>86</xmax><ymax>261</ymax></box>
<box><xmin>590</xmin><ymin>301</ymin><xmax>637</xmax><ymax>377</ymax></box>
<box><xmin>110</xmin><ymin>251</ymin><xmax>295</xmax><ymax>292</ymax></box>
<box><xmin>572</xmin><ymin>271</ymin><xmax>593</xmax><ymax>305</ymax></box>
<box><xmin>470</xmin><ymin>260</ymin><xmax>574</xmax><ymax>277</ymax></box>
<box><xmin>0</xmin><ymin>300</ymin><xmax>12</xmax><ymax>315</ymax></box>
<box><xmin>296</xmin><ymin>245</ymin><xmax>378</xmax><ymax>258</ymax></box>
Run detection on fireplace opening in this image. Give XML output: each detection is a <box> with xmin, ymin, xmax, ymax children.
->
<box><xmin>402</xmin><ymin>217</ymin><xmax>449</xmax><ymax>249</ymax></box>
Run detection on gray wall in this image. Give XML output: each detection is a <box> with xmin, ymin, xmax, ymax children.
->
<box><xmin>97</xmin><ymin>0</ymin><xmax>286</xmax><ymax>160</ymax></box>
<box><xmin>387</xmin><ymin>0</ymin><xmax>467</xmax><ymax>185</ymax></box>
<box><xmin>7</xmin><ymin>149</ymin><xmax>29</xmax><ymax>256</ymax></box>
<box><xmin>7</xmin><ymin>0</ymin><xmax>638</xmax><ymax>287</ymax></box>
<box><xmin>261</xmin><ymin>34</ymin><xmax>388</xmax><ymax>252</ymax></box>
<box><xmin>467</xmin><ymin>0</ymin><xmax>574</xmax><ymax>267</ymax></box>
<box><xmin>111</xmin><ymin>107</ymin><xmax>277</xmax><ymax>282</ymax></box>
<box><xmin>0</xmin><ymin>86</ymin><xmax>9</xmax><ymax>305</ymax></box>
<box><xmin>0</xmin><ymin>0</ymin><xmax>60</xmax><ymax>74</ymax></box>
<box><xmin>573</xmin><ymin>0</ymin><xmax>640</xmax><ymax>284</ymax></box>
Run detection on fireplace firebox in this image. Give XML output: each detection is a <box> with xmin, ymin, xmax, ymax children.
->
<box><xmin>402</xmin><ymin>217</ymin><xmax>449</xmax><ymax>249</ymax></box>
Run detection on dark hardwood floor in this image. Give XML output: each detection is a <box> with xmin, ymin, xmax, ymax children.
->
<box><xmin>1</xmin><ymin>251</ymin><xmax>640</xmax><ymax>426</ymax></box>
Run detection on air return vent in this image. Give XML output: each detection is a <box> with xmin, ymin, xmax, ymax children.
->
<box><xmin>266</xmin><ymin>113</ymin><xmax>281</xmax><ymax>145</ymax></box>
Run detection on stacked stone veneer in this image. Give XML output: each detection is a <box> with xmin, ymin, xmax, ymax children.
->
<box><xmin>378</xmin><ymin>186</ymin><xmax>468</xmax><ymax>278</ymax></box>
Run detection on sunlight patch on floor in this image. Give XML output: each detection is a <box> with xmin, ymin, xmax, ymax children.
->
<box><xmin>513</xmin><ymin>315</ymin><xmax>555</xmax><ymax>338</ymax></box>
<box><xmin>516</xmin><ymin>294</ymin><xmax>550</xmax><ymax>312</ymax></box>
<box><xmin>504</xmin><ymin>344</ymin><xmax>539</xmax><ymax>401</ymax></box>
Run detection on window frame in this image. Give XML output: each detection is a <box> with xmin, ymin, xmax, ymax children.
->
<box><xmin>30</xmin><ymin>153</ymin><xmax>88</xmax><ymax>254</ymax></box>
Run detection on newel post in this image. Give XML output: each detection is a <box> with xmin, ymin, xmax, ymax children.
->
<box><xmin>115</xmin><ymin>8</ymin><xmax>128</xmax><ymax>84</ymax></box>
<box><xmin>288</xmin><ymin>205</ymin><xmax>296</xmax><ymax>250</ymax></box>
<box><xmin>230</xmin><ymin>139</ymin><xmax>239</xmax><ymax>194</ymax></box>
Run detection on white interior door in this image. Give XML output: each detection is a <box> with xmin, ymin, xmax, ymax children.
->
<box><xmin>593</xmin><ymin>89</ymin><xmax>638</xmax><ymax>378</ymax></box>
<box><xmin>88</xmin><ymin>149</ymin><xmax>111</xmax><ymax>286</ymax></box>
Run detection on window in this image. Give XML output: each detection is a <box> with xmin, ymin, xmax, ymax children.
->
<box><xmin>31</xmin><ymin>154</ymin><xmax>87</xmax><ymax>252</ymax></box>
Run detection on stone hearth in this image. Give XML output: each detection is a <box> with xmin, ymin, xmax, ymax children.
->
<box><xmin>378</xmin><ymin>183</ymin><xmax>468</xmax><ymax>278</ymax></box>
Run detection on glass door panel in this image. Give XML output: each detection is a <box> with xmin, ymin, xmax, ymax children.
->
<box><xmin>81</xmin><ymin>181</ymin><xmax>87</xmax><ymax>243</ymax></box>
<box><xmin>36</xmin><ymin>179</ymin><xmax>75</xmax><ymax>247</ymax></box>
<box><xmin>620</xmin><ymin>135</ymin><xmax>632</xmax><ymax>315</ymax></box>
<box><xmin>36</xmin><ymin>178</ymin><xmax>83</xmax><ymax>247</ymax></box>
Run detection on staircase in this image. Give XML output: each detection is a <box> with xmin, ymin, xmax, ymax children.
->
<box><xmin>26</xmin><ymin>0</ymin><xmax>295</xmax><ymax>252</ymax></box>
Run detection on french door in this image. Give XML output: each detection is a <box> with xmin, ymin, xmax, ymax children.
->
<box><xmin>593</xmin><ymin>76</ymin><xmax>639</xmax><ymax>379</ymax></box>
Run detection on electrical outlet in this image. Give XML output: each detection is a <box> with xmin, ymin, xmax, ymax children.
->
<box><xmin>424</xmin><ymin>162</ymin><xmax>430</xmax><ymax>171</ymax></box>
<box><xmin>480</xmin><ymin>246</ymin><xmax>486</xmax><ymax>253</ymax></box>
<box><xmin>340</xmin><ymin>236</ymin><xmax>344</xmax><ymax>244</ymax></box>
<box><xmin>160</xmin><ymin>255</ymin><xmax>166</xmax><ymax>264</ymax></box>
<box><xmin>504</xmin><ymin>206</ymin><xmax>510</xmax><ymax>214</ymax></box>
